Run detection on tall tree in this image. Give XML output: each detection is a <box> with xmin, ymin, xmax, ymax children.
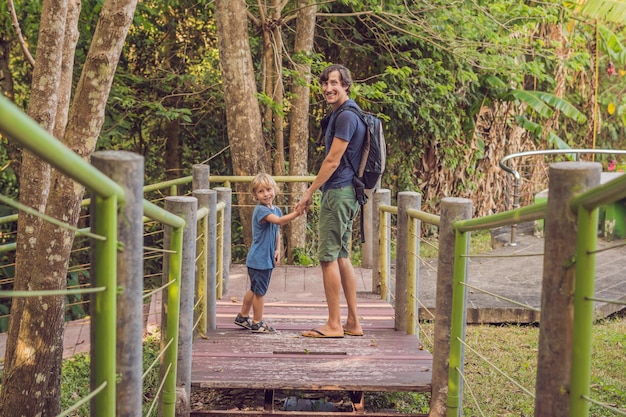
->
<box><xmin>214</xmin><ymin>0</ymin><xmax>269</xmax><ymax>243</ymax></box>
<box><xmin>0</xmin><ymin>0</ymin><xmax>138</xmax><ymax>415</ymax></box>
<box><xmin>286</xmin><ymin>0</ymin><xmax>317</xmax><ymax>261</ymax></box>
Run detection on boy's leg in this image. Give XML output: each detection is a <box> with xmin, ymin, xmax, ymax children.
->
<box><xmin>249</xmin><ymin>268</ymin><xmax>271</xmax><ymax>324</ymax></box>
<box><xmin>251</xmin><ymin>293</ymin><xmax>264</xmax><ymax>323</ymax></box>
<box><xmin>239</xmin><ymin>290</ymin><xmax>254</xmax><ymax>317</ymax></box>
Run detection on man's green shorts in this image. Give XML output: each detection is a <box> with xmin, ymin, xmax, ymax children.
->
<box><xmin>317</xmin><ymin>185</ymin><xmax>360</xmax><ymax>262</ymax></box>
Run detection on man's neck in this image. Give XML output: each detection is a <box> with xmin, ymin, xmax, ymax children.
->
<box><xmin>331</xmin><ymin>97</ymin><xmax>349</xmax><ymax>112</ymax></box>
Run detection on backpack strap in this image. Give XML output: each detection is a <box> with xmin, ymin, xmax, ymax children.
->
<box><xmin>328</xmin><ymin>105</ymin><xmax>366</xmax><ymax>177</ymax></box>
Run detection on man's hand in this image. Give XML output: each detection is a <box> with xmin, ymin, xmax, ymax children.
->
<box><xmin>296</xmin><ymin>190</ymin><xmax>313</xmax><ymax>214</ymax></box>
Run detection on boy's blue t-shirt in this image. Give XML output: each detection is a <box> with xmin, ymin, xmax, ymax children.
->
<box><xmin>246</xmin><ymin>204</ymin><xmax>282</xmax><ymax>270</ymax></box>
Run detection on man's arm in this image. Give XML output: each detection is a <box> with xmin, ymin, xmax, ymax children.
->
<box><xmin>296</xmin><ymin>137</ymin><xmax>348</xmax><ymax>213</ymax></box>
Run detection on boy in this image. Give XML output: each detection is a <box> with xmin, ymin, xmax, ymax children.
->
<box><xmin>234</xmin><ymin>173</ymin><xmax>302</xmax><ymax>333</ymax></box>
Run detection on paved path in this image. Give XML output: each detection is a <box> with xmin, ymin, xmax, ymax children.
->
<box><xmin>1</xmin><ymin>228</ymin><xmax>625</xmax><ymax>360</ymax></box>
<box><xmin>417</xmin><ymin>225</ymin><xmax>626</xmax><ymax>323</ymax></box>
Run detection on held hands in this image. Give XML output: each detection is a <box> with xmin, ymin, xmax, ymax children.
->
<box><xmin>295</xmin><ymin>191</ymin><xmax>313</xmax><ymax>215</ymax></box>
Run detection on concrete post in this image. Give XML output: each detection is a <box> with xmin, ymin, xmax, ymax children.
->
<box><xmin>429</xmin><ymin>197</ymin><xmax>472</xmax><ymax>417</ymax></box>
<box><xmin>395</xmin><ymin>191</ymin><xmax>421</xmax><ymax>332</ymax></box>
<box><xmin>372</xmin><ymin>189</ymin><xmax>391</xmax><ymax>296</ymax></box>
<box><xmin>92</xmin><ymin>151</ymin><xmax>144</xmax><ymax>417</ymax></box>
<box><xmin>192</xmin><ymin>164</ymin><xmax>210</xmax><ymax>190</ymax></box>
<box><xmin>193</xmin><ymin>189</ymin><xmax>218</xmax><ymax>330</ymax></box>
<box><xmin>534</xmin><ymin>162</ymin><xmax>601</xmax><ymax>417</ymax></box>
<box><xmin>214</xmin><ymin>187</ymin><xmax>232</xmax><ymax>296</ymax></box>
<box><xmin>164</xmin><ymin>196</ymin><xmax>198</xmax><ymax>410</ymax></box>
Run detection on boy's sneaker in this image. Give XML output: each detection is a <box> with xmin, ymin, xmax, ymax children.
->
<box><xmin>234</xmin><ymin>313</ymin><xmax>252</xmax><ymax>329</ymax></box>
<box><xmin>250</xmin><ymin>320</ymin><xmax>275</xmax><ymax>333</ymax></box>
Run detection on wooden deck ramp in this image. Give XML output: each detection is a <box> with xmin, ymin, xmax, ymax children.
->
<box><xmin>190</xmin><ymin>283</ymin><xmax>432</xmax><ymax>416</ymax></box>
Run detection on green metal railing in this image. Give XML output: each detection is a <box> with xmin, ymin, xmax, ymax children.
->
<box><xmin>0</xmin><ymin>94</ymin><xmax>185</xmax><ymax>417</ymax></box>
<box><xmin>446</xmin><ymin>168</ymin><xmax>626</xmax><ymax>417</ymax></box>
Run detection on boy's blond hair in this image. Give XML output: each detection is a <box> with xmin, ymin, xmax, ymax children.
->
<box><xmin>250</xmin><ymin>173</ymin><xmax>278</xmax><ymax>197</ymax></box>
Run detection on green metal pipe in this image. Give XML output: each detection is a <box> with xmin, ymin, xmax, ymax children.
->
<box><xmin>406</xmin><ymin>217</ymin><xmax>417</xmax><ymax>335</ymax></box>
<box><xmin>406</xmin><ymin>207</ymin><xmax>441</xmax><ymax>226</ymax></box>
<box><xmin>0</xmin><ymin>95</ymin><xmax>125</xmax><ymax>202</ymax></box>
<box><xmin>143</xmin><ymin>200</ymin><xmax>185</xmax><ymax>229</ymax></box>
<box><xmin>162</xmin><ymin>225</ymin><xmax>184</xmax><ymax>417</ymax></box>
<box><xmin>216</xmin><ymin>209</ymin><xmax>224</xmax><ymax>299</ymax></box>
<box><xmin>0</xmin><ymin>287</ymin><xmax>105</xmax><ymax>299</ymax></box>
<box><xmin>569</xmin><ymin>205</ymin><xmax>599</xmax><ymax>417</ymax></box>
<box><xmin>92</xmin><ymin>195</ymin><xmax>118</xmax><ymax>417</ymax></box>
<box><xmin>0</xmin><ymin>214</ymin><xmax>18</xmax><ymax>224</ymax></box>
<box><xmin>197</xmin><ymin>214</ymin><xmax>208</xmax><ymax>335</ymax></box>
<box><xmin>379</xmin><ymin>204</ymin><xmax>398</xmax><ymax>215</ymax></box>
<box><xmin>379</xmin><ymin>208</ymin><xmax>389</xmax><ymax>301</ymax></box>
<box><xmin>569</xmin><ymin>174</ymin><xmax>626</xmax><ymax>212</ymax></box>
<box><xmin>454</xmin><ymin>200</ymin><xmax>547</xmax><ymax>233</ymax></box>
<box><xmin>447</xmin><ymin>229</ymin><xmax>470</xmax><ymax>417</ymax></box>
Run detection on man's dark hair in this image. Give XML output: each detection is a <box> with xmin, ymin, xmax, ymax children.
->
<box><xmin>319</xmin><ymin>64</ymin><xmax>353</xmax><ymax>94</ymax></box>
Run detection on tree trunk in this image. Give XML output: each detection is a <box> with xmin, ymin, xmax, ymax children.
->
<box><xmin>215</xmin><ymin>0</ymin><xmax>268</xmax><ymax>248</ymax></box>
<box><xmin>286</xmin><ymin>0</ymin><xmax>316</xmax><ymax>262</ymax></box>
<box><xmin>0</xmin><ymin>0</ymin><xmax>67</xmax><ymax>414</ymax></box>
<box><xmin>164</xmin><ymin>10</ymin><xmax>183</xmax><ymax>181</ymax></box>
<box><xmin>0</xmin><ymin>0</ymin><xmax>137</xmax><ymax>414</ymax></box>
<box><xmin>0</xmin><ymin>39</ymin><xmax>15</xmax><ymax>99</ymax></box>
<box><xmin>269</xmin><ymin>0</ymin><xmax>285</xmax><ymax>177</ymax></box>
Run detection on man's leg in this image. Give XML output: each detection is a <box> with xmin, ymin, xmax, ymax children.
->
<box><xmin>321</xmin><ymin>260</ymin><xmax>343</xmax><ymax>331</ymax></box>
<box><xmin>338</xmin><ymin>257</ymin><xmax>362</xmax><ymax>335</ymax></box>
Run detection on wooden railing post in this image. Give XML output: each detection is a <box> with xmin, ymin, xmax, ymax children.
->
<box><xmin>214</xmin><ymin>187</ymin><xmax>232</xmax><ymax>296</ymax></box>
<box><xmin>372</xmin><ymin>189</ymin><xmax>391</xmax><ymax>297</ymax></box>
<box><xmin>429</xmin><ymin>197</ymin><xmax>472</xmax><ymax>417</ymax></box>
<box><xmin>164</xmin><ymin>196</ymin><xmax>198</xmax><ymax>415</ymax></box>
<box><xmin>395</xmin><ymin>191</ymin><xmax>421</xmax><ymax>332</ymax></box>
<box><xmin>535</xmin><ymin>161</ymin><xmax>601</xmax><ymax>417</ymax></box>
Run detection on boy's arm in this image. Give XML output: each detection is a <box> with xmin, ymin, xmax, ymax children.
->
<box><xmin>263</xmin><ymin>209</ymin><xmax>300</xmax><ymax>226</ymax></box>
<box><xmin>274</xmin><ymin>228</ymin><xmax>281</xmax><ymax>265</ymax></box>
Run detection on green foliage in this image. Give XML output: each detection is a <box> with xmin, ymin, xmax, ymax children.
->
<box><xmin>365</xmin><ymin>391</ymin><xmax>430</xmax><ymax>414</ymax></box>
<box><xmin>65</xmin><ymin>271</ymin><xmax>88</xmax><ymax>321</ymax></box>
<box><xmin>60</xmin><ymin>335</ymin><xmax>162</xmax><ymax>417</ymax></box>
<box><xmin>0</xmin><ymin>303</ymin><xmax>9</xmax><ymax>333</ymax></box>
<box><xmin>290</xmin><ymin>247</ymin><xmax>316</xmax><ymax>266</ymax></box>
<box><xmin>60</xmin><ymin>354</ymin><xmax>91</xmax><ymax>416</ymax></box>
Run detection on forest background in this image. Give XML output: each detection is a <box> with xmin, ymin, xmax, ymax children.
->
<box><xmin>1</xmin><ymin>0</ymin><xmax>626</xmax><ymax>416</ymax></box>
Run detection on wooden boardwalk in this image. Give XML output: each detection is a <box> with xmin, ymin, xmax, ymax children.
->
<box><xmin>190</xmin><ymin>265</ymin><xmax>432</xmax><ymax>415</ymax></box>
<box><xmin>193</xmin><ymin>300</ymin><xmax>432</xmax><ymax>392</ymax></box>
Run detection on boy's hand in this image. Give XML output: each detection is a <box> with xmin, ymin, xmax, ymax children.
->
<box><xmin>296</xmin><ymin>191</ymin><xmax>313</xmax><ymax>214</ymax></box>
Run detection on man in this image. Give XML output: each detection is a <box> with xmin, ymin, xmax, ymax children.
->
<box><xmin>295</xmin><ymin>64</ymin><xmax>365</xmax><ymax>338</ymax></box>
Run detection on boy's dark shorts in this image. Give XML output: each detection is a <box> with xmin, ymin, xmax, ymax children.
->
<box><xmin>247</xmin><ymin>267</ymin><xmax>272</xmax><ymax>296</ymax></box>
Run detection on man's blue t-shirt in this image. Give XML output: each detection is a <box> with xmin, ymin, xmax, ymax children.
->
<box><xmin>322</xmin><ymin>99</ymin><xmax>366</xmax><ymax>191</ymax></box>
<box><xmin>246</xmin><ymin>204</ymin><xmax>282</xmax><ymax>270</ymax></box>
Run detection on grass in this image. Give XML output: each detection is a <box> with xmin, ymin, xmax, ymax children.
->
<box><xmin>61</xmin><ymin>335</ymin><xmax>161</xmax><ymax>417</ymax></box>
<box><xmin>381</xmin><ymin>315</ymin><xmax>625</xmax><ymax>416</ymax></box>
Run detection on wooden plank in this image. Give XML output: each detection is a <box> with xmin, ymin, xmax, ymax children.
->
<box><xmin>191</xmin><ymin>410</ymin><xmax>428</xmax><ymax>417</ymax></box>
<box><xmin>192</xmin><ymin>329</ymin><xmax>431</xmax><ymax>392</ymax></box>
<box><xmin>192</xmin><ymin>292</ymin><xmax>433</xmax><ymax>396</ymax></box>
